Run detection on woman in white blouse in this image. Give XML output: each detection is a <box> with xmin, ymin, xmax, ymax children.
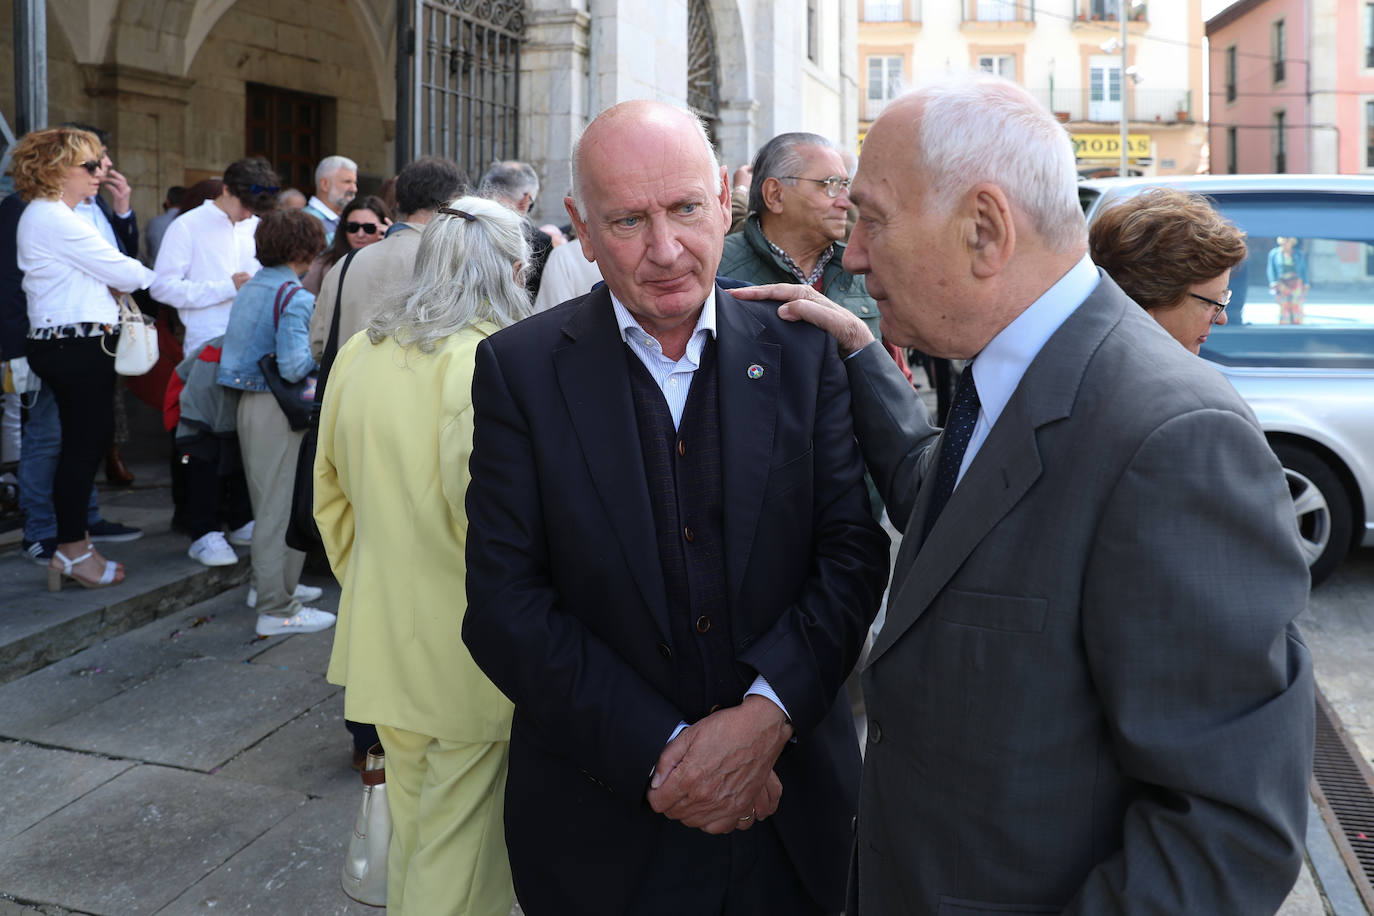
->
<box><xmin>11</xmin><ymin>126</ymin><xmax>155</xmax><ymax>590</ymax></box>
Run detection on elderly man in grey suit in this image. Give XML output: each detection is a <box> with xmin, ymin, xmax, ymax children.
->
<box><xmin>736</xmin><ymin>74</ymin><xmax>1314</xmax><ymax>915</ymax></box>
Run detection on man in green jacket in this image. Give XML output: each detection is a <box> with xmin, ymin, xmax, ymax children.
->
<box><xmin>720</xmin><ymin>133</ymin><xmax>879</xmax><ymax>327</ymax></box>
<box><xmin>719</xmin><ymin>132</ymin><xmax>910</xmax><ymax>384</ymax></box>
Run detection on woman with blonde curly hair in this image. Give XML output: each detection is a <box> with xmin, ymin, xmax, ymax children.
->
<box><xmin>1089</xmin><ymin>187</ymin><xmax>1248</xmax><ymax>355</ymax></box>
<box><xmin>12</xmin><ymin>126</ymin><xmax>156</xmax><ymax>590</ymax></box>
<box><xmin>315</xmin><ymin>195</ymin><xmax>532</xmax><ymax>914</ymax></box>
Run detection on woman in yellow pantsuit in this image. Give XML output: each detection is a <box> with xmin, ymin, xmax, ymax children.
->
<box><xmin>315</xmin><ymin>195</ymin><xmax>533</xmax><ymax>915</ymax></box>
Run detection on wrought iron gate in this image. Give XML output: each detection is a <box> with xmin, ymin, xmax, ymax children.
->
<box><xmin>402</xmin><ymin>0</ymin><xmax>525</xmax><ymax>179</ymax></box>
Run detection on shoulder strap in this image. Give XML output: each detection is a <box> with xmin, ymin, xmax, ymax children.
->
<box><xmin>272</xmin><ymin>280</ymin><xmax>302</xmax><ymax>330</ymax></box>
<box><xmin>315</xmin><ymin>246</ymin><xmax>362</xmax><ymax>411</ymax></box>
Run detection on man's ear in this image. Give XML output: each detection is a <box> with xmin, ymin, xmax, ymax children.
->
<box><xmin>565</xmin><ymin>196</ymin><xmax>596</xmax><ymax>262</ymax></box>
<box><xmin>967</xmin><ymin>183</ymin><xmax>1015</xmax><ymax>279</ymax></box>
<box><xmin>760</xmin><ymin>177</ymin><xmax>786</xmax><ymax>214</ymax></box>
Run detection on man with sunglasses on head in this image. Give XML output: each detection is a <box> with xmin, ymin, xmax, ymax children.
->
<box><xmin>152</xmin><ymin>157</ymin><xmax>280</xmax><ymax>568</ymax></box>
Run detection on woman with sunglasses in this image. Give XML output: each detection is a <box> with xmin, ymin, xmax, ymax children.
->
<box><xmin>10</xmin><ymin>126</ymin><xmax>156</xmax><ymax>589</ymax></box>
<box><xmin>302</xmin><ymin>195</ymin><xmax>392</xmax><ymax>294</ymax></box>
<box><xmin>1089</xmin><ymin>187</ymin><xmax>1248</xmax><ymax>356</ymax></box>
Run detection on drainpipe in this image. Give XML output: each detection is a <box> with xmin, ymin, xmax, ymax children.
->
<box><xmin>15</xmin><ymin>0</ymin><xmax>47</xmax><ymax>136</ymax></box>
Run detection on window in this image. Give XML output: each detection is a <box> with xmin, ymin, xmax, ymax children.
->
<box><xmin>864</xmin><ymin>0</ymin><xmax>903</xmax><ymax>20</ymax></box>
<box><xmin>1273</xmin><ymin>110</ymin><xmax>1287</xmax><ymax>173</ymax></box>
<box><xmin>975</xmin><ymin>0</ymin><xmax>1016</xmax><ymax>21</ymax></box>
<box><xmin>1366</xmin><ymin>3</ymin><xmax>1374</xmax><ymax>68</ymax></box>
<box><xmin>1225</xmin><ymin>47</ymin><xmax>1237</xmax><ymax>104</ymax></box>
<box><xmin>1366</xmin><ymin>101</ymin><xmax>1374</xmax><ymax>168</ymax></box>
<box><xmin>1272</xmin><ymin>19</ymin><xmax>1286</xmax><ymax>83</ymax></box>
<box><xmin>807</xmin><ymin>0</ymin><xmax>819</xmax><ymax>63</ymax></box>
<box><xmin>1089</xmin><ymin>0</ymin><xmax>1121</xmax><ymax>19</ymax></box>
<box><xmin>1089</xmin><ymin>56</ymin><xmax>1122</xmax><ymax>121</ymax></box>
<box><xmin>245</xmin><ymin>84</ymin><xmax>322</xmax><ymax>194</ymax></box>
<box><xmin>1227</xmin><ymin>126</ymin><xmax>1238</xmax><ymax>174</ymax></box>
<box><xmin>978</xmin><ymin>54</ymin><xmax>1016</xmax><ymax>81</ymax></box>
<box><xmin>866</xmin><ymin>56</ymin><xmax>904</xmax><ymax>120</ymax></box>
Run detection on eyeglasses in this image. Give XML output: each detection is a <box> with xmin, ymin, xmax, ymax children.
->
<box><xmin>781</xmin><ymin>175</ymin><xmax>851</xmax><ymax>198</ymax></box>
<box><xmin>345</xmin><ymin>221</ymin><xmax>379</xmax><ymax>235</ymax></box>
<box><xmin>248</xmin><ymin>184</ymin><xmax>280</xmax><ymax>195</ymax></box>
<box><xmin>1188</xmin><ymin>288</ymin><xmax>1233</xmax><ymax>322</ymax></box>
<box><xmin>79</xmin><ymin>160</ymin><xmax>101</xmax><ymax>175</ymax></box>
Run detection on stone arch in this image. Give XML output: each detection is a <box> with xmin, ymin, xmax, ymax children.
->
<box><xmin>46</xmin><ymin>0</ymin><xmax>122</xmax><ymax>64</ymax></box>
<box><xmin>182</xmin><ymin>0</ymin><xmax>394</xmax><ymax>117</ymax></box>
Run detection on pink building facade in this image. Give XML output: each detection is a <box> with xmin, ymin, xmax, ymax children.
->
<box><xmin>1207</xmin><ymin>0</ymin><xmax>1374</xmax><ymax>174</ymax></box>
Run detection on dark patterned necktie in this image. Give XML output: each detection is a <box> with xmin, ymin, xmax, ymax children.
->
<box><xmin>923</xmin><ymin>365</ymin><xmax>980</xmax><ymax>539</ymax></box>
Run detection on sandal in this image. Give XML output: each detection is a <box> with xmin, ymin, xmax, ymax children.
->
<box><xmin>47</xmin><ymin>548</ymin><xmax>124</xmax><ymax>592</ymax></box>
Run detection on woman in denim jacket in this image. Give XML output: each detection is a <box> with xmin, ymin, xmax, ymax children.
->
<box><xmin>219</xmin><ymin>209</ymin><xmax>335</xmax><ymax>637</ymax></box>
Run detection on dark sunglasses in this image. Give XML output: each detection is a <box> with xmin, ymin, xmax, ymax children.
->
<box><xmin>345</xmin><ymin>221</ymin><xmax>379</xmax><ymax>235</ymax></box>
<box><xmin>80</xmin><ymin>160</ymin><xmax>101</xmax><ymax>175</ymax></box>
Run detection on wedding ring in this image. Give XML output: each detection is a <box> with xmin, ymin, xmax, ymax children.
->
<box><xmin>739</xmin><ymin>810</ymin><xmax>756</xmax><ymax>823</ymax></box>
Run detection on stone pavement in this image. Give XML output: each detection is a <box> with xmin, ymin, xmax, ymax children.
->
<box><xmin>0</xmin><ymin>397</ymin><xmax>1368</xmax><ymax>914</ymax></box>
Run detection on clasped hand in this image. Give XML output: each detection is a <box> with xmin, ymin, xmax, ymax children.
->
<box><xmin>646</xmin><ymin>695</ymin><xmax>792</xmax><ymax>835</ymax></box>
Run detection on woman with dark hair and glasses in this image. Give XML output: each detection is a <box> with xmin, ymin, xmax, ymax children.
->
<box><xmin>11</xmin><ymin>126</ymin><xmax>156</xmax><ymax>589</ymax></box>
<box><xmin>301</xmin><ymin>194</ymin><xmax>392</xmax><ymax>294</ymax></box>
<box><xmin>1089</xmin><ymin>187</ymin><xmax>1248</xmax><ymax>355</ymax></box>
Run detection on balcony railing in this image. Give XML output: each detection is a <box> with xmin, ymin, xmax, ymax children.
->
<box><xmin>1027</xmin><ymin>87</ymin><xmax>1195</xmax><ymax>124</ymax></box>
<box><xmin>963</xmin><ymin>0</ymin><xmax>1034</xmax><ymax>22</ymax></box>
<box><xmin>1074</xmin><ymin>0</ymin><xmax>1147</xmax><ymax>23</ymax></box>
<box><xmin>865</xmin><ymin>96</ymin><xmax>893</xmax><ymax>121</ymax></box>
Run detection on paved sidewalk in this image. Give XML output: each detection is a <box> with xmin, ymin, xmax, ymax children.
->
<box><xmin>0</xmin><ymin>396</ymin><xmax>1366</xmax><ymax>913</ymax></box>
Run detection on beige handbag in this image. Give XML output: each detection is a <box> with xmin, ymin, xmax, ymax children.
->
<box><xmin>112</xmin><ymin>295</ymin><xmax>158</xmax><ymax>376</ymax></box>
<box><xmin>341</xmin><ymin>742</ymin><xmax>390</xmax><ymax>907</ymax></box>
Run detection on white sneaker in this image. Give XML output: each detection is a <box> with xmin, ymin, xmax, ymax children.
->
<box><xmin>226</xmin><ymin>521</ymin><xmax>255</xmax><ymax>546</ymax></box>
<box><xmin>188</xmin><ymin>531</ymin><xmax>239</xmax><ymax>567</ymax></box>
<box><xmin>246</xmin><ymin>583</ymin><xmax>325</xmax><ymax>608</ymax></box>
<box><xmin>256</xmin><ymin>607</ymin><xmax>336</xmax><ymax>636</ymax></box>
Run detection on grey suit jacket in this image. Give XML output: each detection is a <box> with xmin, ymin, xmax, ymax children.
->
<box><xmin>309</xmin><ymin>223</ymin><xmax>422</xmax><ymax>362</ymax></box>
<box><xmin>846</xmin><ymin>272</ymin><xmax>1314</xmax><ymax>915</ymax></box>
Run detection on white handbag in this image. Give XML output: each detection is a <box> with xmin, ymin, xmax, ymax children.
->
<box><xmin>341</xmin><ymin>742</ymin><xmax>390</xmax><ymax>907</ymax></box>
<box><xmin>112</xmin><ymin>295</ymin><xmax>158</xmax><ymax>376</ymax></box>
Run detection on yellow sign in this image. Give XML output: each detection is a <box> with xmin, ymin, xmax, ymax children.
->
<box><xmin>1073</xmin><ymin>134</ymin><xmax>1149</xmax><ymax>159</ymax></box>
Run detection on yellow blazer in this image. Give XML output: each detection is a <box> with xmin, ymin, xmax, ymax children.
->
<box><xmin>316</xmin><ymin>322</ymin><xmax>513</xmax><ymax>742</ymax></box>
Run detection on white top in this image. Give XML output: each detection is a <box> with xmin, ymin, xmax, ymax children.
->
<box><xmin>533</xmin><ymin>238</ymin><xmax>604</xmax><ymax>312</ymax></box>
<box><xmin>73</xmin><ymin>197</ymin><xmax>120</xmax><ymax>250</ymax></box>
<box><xmin>17</xmin><ymin>198</ymin><xmax>155</xmax><ymax>329</ymax></box>
<box><xmin>151</xmin><ymin>199</ymin><xmax>260</xmax><ymax>353</ymax></box>
<box><xmin>959</xmin><ymin>252</ymin><xmax>1100</xmax><ymax>486</ymax></box>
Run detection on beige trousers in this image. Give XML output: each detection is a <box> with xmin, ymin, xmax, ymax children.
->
<box><xmin>376</xmin><ymin>725</ymin><xmax>513</xmax><ymax>916</ymax></box>
<box><xmin>236</xmin><ymin>390</ymin><xmax>305</xmax><ymax>616</ymax></box>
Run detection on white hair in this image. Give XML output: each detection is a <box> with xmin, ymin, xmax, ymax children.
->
<box><xmin>367</xmin><ymin>195</ymin><xmax>533</xmax><ymax>352</ymax></box>
<box><xmin>905</xmin><ymin>74</ymin><xmax>1085</xmax><ymax>253</ymax></box>
<box><xmin>315</xmin><ymin>155</ymin><xmax>357</xmax><ymax>184</ymax></box>
<box><xmin>569</xmin><ymin>103</ymin><xmax>721</xmax><ymax>220</ymax></box>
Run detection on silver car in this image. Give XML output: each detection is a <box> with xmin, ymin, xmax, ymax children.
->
<box><xmin>1080</xmin><ymin>174</ymin><xmax>1374</xmax><ymax>585</ymax></box>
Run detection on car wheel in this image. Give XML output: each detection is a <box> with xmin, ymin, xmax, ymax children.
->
<box><xmin>1272</xmin><ymin>443</ymin><xmax>1353</xmax><ymax>587</ymax></box>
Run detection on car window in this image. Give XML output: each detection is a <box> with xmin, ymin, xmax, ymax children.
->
<box><xmin>1204</xmin><ymin>193</ymin><xmax>1374</xmax><ymax>369</ymax></box>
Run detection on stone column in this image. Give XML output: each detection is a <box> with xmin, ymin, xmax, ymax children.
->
<box><xmin>520</xmin><ymin>2</ymin><xmax>592</xmax><ymax>227</ymax></box>
<box><xmin>81</xmin><ymin>63</ymin><xmax>194</xmax><ymax>231</ymax></box>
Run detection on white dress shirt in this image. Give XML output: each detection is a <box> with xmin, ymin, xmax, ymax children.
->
<box><xmin>958</xmin><ymin>252</ymin><xmax>1100</xmax><ymax>486</ymax></box>
<box><xmin>534</xmin><ymin>238</ymin><xmax>604</xmax><ymax>312</ymax></box>
<box><xmin>151</xmin><ymin>199</ymin><xmax>260</xmax><ymax>354</ymax></box>
<box><xmin>73</xmin><ymin>197</ymin><xmax>120</xmax><ymax>250</ymax></box>
<box><xmin>304</xmin><ymin>196</ymin><xmax>339</xmax><ymax>241</ymax></box>
<box><xmin>609</xmin><ymin>291</ymin><xmax>791</xmax><ymax>741</ymax></box>
<box><xmin>17</xmin><ymin>198</ymin><xmax>155</xmax><ymax>329</ymax></box>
